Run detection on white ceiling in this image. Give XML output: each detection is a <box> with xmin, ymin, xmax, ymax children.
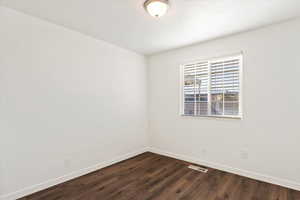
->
<box><xmin>1</xmin><ymin>0</ymin><xmax>300</xmax><ymax>55</ymax></box>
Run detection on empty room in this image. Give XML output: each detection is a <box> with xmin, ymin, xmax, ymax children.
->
<box><xmin>1</xmin><ymin>0</ymin><xmax>300</xmax><ymax>199</ymax></box>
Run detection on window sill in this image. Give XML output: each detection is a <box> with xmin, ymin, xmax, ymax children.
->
<box><xmin>180</xmin><ymin>114</ymin><xmax>243</xmax><ymax>120</ymax></box>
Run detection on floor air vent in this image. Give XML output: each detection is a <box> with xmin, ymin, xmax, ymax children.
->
<box><xmin>188</xmin><ymin>165</ymin><xmax>208</xmax><ymax>173</ymax></box>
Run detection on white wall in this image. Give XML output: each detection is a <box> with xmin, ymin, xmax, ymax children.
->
<box><xmin>0</xmin><ymin>6</ymin><xmax>147</xmax><ymax>198</ymax></box>
<box><xmin>148</xmin><ymin>18</ymin><xmax>300</xmax><ymax>189</ymax></box>
<box><xmin>1</xmin><ymin>4</ymin><xmax>300</xmax><ymax>199</ymax></box>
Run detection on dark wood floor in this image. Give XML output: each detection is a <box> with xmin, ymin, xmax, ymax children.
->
<box><xmin>19</xmin><ymin>152</ymin><xmax>300</xmax><ymax>200</ymax></box>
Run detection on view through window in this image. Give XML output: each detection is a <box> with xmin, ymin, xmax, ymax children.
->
<box><xmin>181</xmin><ymin>54</ymin><xmax>242</xmax><ymax>118</ymax></box>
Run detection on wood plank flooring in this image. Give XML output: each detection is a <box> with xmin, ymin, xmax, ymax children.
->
<box><xmin>19</xmin><ymin>152</ymin><xmax>300</xmax><ymax>200</ymax></box>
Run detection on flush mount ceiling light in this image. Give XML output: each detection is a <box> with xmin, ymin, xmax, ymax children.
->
<box><xmin>144</xmin><ymin>0</ymin><xmax>169</xmax><ymax>18</ymax></box>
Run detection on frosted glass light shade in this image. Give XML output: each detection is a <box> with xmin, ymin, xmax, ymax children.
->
<box><xmin>144</xmin><ymin>0</ymin><xmax>169</xmax><ymax>18</ymax></box>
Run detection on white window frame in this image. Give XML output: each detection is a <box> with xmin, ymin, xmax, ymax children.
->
<box><xmin>180</xmin><ymin>53</ymin><xmax>243</xmax><ymax>119</ymax></box>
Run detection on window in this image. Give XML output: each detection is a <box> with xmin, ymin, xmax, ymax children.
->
<box><xmin>180</xmin><ymin>54</ymin><xmax>242</xmax><ymax>118</ymax></box>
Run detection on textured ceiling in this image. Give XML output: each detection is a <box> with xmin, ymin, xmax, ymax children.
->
<box><xmin>1</xmin><ymin>0</ymin><xmax>300</xmax><ymax>55</ymax></box>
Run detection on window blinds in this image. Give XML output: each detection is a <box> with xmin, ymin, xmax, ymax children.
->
<box><xmin>183</xmin><ymin>62</ymin><xmax>209</xmax><ymax>116</ymax></box>
<box><xmin>182</xmin><ymin>54</ymin><xmax>242</xmax><ymax>118</ymax></box>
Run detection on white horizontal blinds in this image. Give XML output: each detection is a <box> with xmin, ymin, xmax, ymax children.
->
<box><xmin>182</xmin><ymin>54</ymin><xmax>242</xmax><ymax>117</ymax></box>
<box><xmin>183</xmin><ymin>61</ymin><xmax>209</xmax><ymax>116</ymax></box>
<box><xmin>210</xmin><ymin>57</ymin><xmax>240</xmax><ymax>116</ymax></box>
<box><xmin>195</xmin><ymin>62</ymin><xmax>209</xmax><ymax>116</ymax></box>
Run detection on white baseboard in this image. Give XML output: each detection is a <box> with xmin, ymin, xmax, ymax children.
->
<box><xmin>0</xmin><ymin>148</ymin><xmax>148</xmax><ymax>200</ymax></box>
<box><xmin>148</xmin><ymin>147</ymin><xmax>300</xmax><ymax>191</ymax></box>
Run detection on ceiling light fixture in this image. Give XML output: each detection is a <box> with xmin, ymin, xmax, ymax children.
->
<box><xmin>144</xmin><ymin>0</ymin><xmax>169</xmax><ymax>18</ymax></box>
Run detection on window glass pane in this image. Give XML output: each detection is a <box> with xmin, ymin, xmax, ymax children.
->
<box><xmin>210</xmin><ymin>57</ymin><xmax>240</xmax><ymax>117</ymax></box>
<box><xmin>184</xmin><ymin>94</ymin><xmax>194</xmax><ymax>102</ymax></box>
<box><xmin>184</xmin><ymin>102</ymin><xmax>195</xmax><ymax>115</ymax></box>
<box><xmin>184</xmin><ymin>76</ymin><xmax>194</xmax><ymax>86</ymax></box>
<box><xmin>197</xmin><ymin>94</ymin><xmax>208</xmax><ymax>102</ymax></box>
<box><xmin>183</xmin><ymin>73</ymin><xmax>195</xmax><ymax>114</ymax></box>
<box><xmin>224</xmin><ymin>92</ymin><xmax>239</xmax><ymax>115</ymax></box>
<box><xmin>183</xmin><ymin>62</ymin><xmax>209</xmax><ymax>116</ymax></box>
<box><xmin>183</xmin><ymin>75</ymin><xmax>195</xmax><ymax>115</ymax></box>
<box><xmin>196</xmin><ymin>101</ymin><xmax>208</xmax><ymax>115</ymax></box>
<box><xmin>211</xmin><ymin>93</ymin><xmax>223</xmax><ymax>115</ymax></box>
<box><xmin>224</xmin><ymin>92</ymin><xmax>239</xmax><ymax>102</ymax></box>
<box><xmin>224</xmin><ymin>102</ymin><xmax>239</xmax><ymax>115</ymax></box>
<box><xmin>182</xmin><ymin>56</ymin><xmax>241</xmax><ymax>118</ymax></box>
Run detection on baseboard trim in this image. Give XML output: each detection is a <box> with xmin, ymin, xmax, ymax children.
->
<box><xmin>148</xmin><ymin>147</ymin><xmax>300</xmax><ymax>191</ymax></box>
<box><xmin>0</xmin><ymin>148</ymin><xmax>148</xmax><ymax>200</ymax></box>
